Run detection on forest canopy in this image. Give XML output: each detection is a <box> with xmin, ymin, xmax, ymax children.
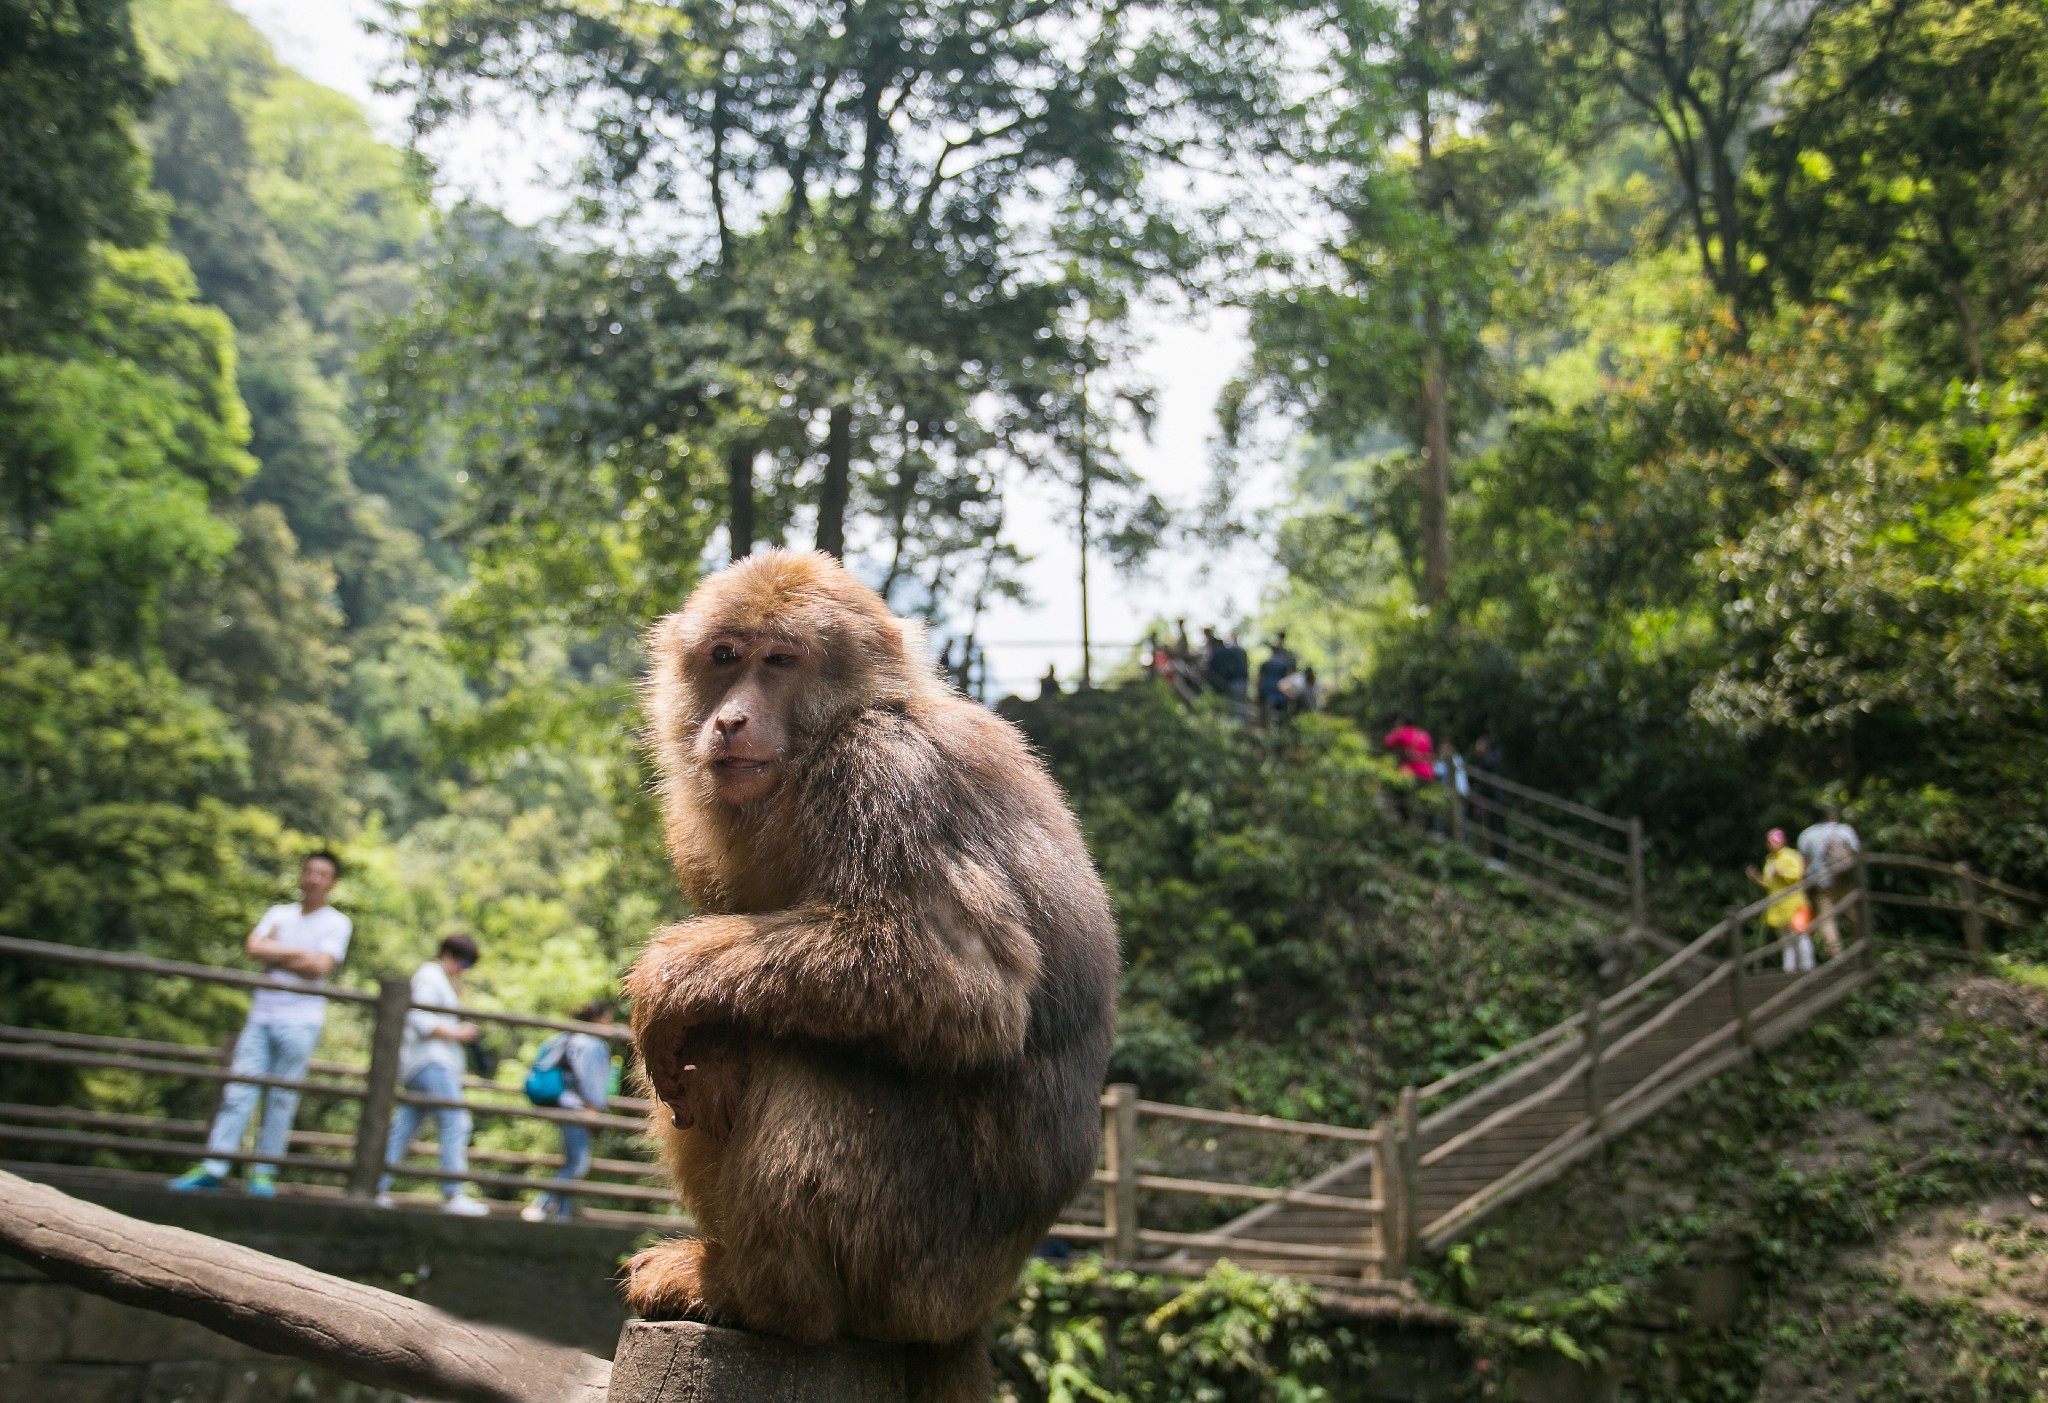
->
<box><xmin>4</xmin><ymin>0</ymin><xmax>2048</xmax><ymax>1049</ymax></box>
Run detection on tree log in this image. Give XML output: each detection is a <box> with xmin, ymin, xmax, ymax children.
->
<box><xmin>0</xmin><ymin>1168</ymin><xmax>610</xmax><ymax>1403</ymax></box>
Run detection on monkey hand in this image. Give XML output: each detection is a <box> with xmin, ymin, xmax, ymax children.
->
<box><xmin>642</xmin><ymin>1021</ymin><xmax>747</xmax><ymax>1141</ymax></box>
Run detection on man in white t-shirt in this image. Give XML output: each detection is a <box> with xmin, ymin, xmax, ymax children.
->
<box><xmin>169</xmin><ymin>852</ymin><xmax>351</xmax><ymax>1196</ymax></box>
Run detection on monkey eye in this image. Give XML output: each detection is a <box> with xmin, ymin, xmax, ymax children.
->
<box><xmin>710</xmin><ymin>644</ymin><xmax>740</xmax><ymax>665</ymax></box>
<box><xmin>764</xmin><ymin>651</ymin><xmax>800</xmax><ymax>668</ymax></box>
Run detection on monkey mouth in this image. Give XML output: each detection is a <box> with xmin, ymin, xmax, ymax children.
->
<box><xmin>711</xmin><ymin>757</ymin><xmax>774</xmax><ymax>774</ymax></box>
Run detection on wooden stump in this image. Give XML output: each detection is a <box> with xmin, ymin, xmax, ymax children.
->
<box><xmin>607</xmin><ymin>1319</ymin><xmax>912</xmax><ymax>1402</ymax></box>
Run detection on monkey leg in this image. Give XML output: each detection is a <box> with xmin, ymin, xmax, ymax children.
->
<box><xmin>622</xmin><ymin>1237</ymin><xmax>725</xmax><ymax>1324</ymax></box>
<box><xmin>907</xmin><ymin>1330</ymin><xmax>993</xmax><ymax>1403</ymax></box>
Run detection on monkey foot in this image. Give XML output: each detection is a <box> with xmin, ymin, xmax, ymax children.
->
<box><xmin>623</xmin><ymin>1239</ymin><xmax>721</xmax><ymax>1322</ymax></box>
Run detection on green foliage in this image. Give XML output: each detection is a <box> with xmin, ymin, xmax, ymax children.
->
<box><xmin>995</xmin><ymin>1258</ymin><xmax>1383</xmax><ymax>1402</ymax></box>
<box><xmin>0</xmin><ymin>244</ymin><xmax>253</xmax><ymax>655</ymax></box>
<box><xmin>1013</xmin><ymin>686</ymin><xmax>1614</xmax><ymax>1119</ymax></box>
<box><xmin>0</xmin><ymin>0</ymin><xmax>163</xmax><ymax>341</ymax></box>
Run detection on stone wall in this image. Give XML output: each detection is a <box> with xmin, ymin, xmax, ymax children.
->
<box><xmin>1</xmin><ymin>1166</ymin><xmax>654</xmax><ymax>1403</ymax></box>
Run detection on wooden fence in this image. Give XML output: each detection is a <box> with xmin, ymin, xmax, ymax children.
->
<box><xmin>1450</xmin><ymin>769</ymin><xmax>1646</xmax><ymax>927</ymax></box>
<box><xmin>1</xmin><ymin>850</ymin><xmax>2038</xmax><ymax>1281</ymax></box>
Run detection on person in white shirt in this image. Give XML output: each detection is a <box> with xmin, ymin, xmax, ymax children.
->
<box><xmin>170</xmin><ymin>852</ymin><xmax>351</xmax><ymax>1196</ymax></box>
<box><xmin>1797</xmin><ymin>806</ymin><xmax>1862</xmax><ymax>959</ymax></box>
<box><xmin>375</xmin><ymin>933</ymin><xmax>489</xmax><ymax>1216</ymax></box>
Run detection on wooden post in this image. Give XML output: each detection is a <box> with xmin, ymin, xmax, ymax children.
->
<box><xmin>1626</xmin><ymin>816</ymin><xmax>1647</xmax><ymax>932</ymax></box>
<box><xmin>610</xmin><ymin>1320</ymin><xmax>907</xmax><ymax>1402</ymax></box>
<box><xmin>1855</xmin><ymin>857</ymin><xmax>1877</xmax><ymax>965</ymax></box>
<box><xmin>1957</xmin><ymin>862</ymin><xmax>1985</xmax><ymax>957</ymax></box>
<box><xmin>1725</xmin><ymin>908</ymin><xmax>1752</xmax><ymax>1049</ymax></box>
<box><xmin>1449</xmin><ymin>786</ymin><xmax>1465</xmax><ymax>848</ymax></box>
<box><xmin>349</xmin><ymin>978</ymin><xmax>411</xmax><ymax>1201</ymax></box>
<box><xmin>1397</xmin><ymin>1085</ymin><xmax>1421</xmax><ymax>1274</ymax></box>
<box><xmin>1580</xmin><ymin>993</ymin><xmax>1605</xmax><ymax>1136</ymax></box>
<box><xmin>1102</xmin><ymin>1083</ymin><xmax>1139</xmax><ymax>1265</ymax></box>
<box><xmin>1368</xmin><ymin>1115</ymin><xmax>1396</xmax><ymax>1282</ymax></box>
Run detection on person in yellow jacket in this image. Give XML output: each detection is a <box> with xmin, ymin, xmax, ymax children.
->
<box><xmin>1747</xmin><ymin>828</ymin><xmax>1815</xmax><ymax>972</ymax></box>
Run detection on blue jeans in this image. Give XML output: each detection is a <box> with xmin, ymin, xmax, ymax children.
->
<box><xmin>203</xmin><ymin>1020</ymin><xmax>324</xmax><ymax>1178</ymax></box>
<box><xmin>540</xmin><ymin>1120</ymin><xmax>592</xmax><ymax>1220</ymax></box>
<box><xmin>378</xmin><ymin>1060</ymin><xmax>472</xmax><ymax>1198</ymax></box>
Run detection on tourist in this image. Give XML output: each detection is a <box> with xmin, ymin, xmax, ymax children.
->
<box><xmin>1198</xmin><ymin>626</ymin><xmax>1224</xmax><ymax>692</ymax></box>
<box><xmin>170</xmin><ymin>853</ymin><xmax>352</xmax><ymax>1196</ymax></box>
<box><xmin>1257</xmin><ymin>634</ymin><xmax>1296</xmax><ymax>719</ymax></box>
<box><xmin>1796</xmin><ymin>806</ymin><xmax>1861</xmax><ymax>958</ymax></box>
<box><xmin>1215</xmin><ymin>633</ymin><xmax>1251</xmax><ymax>709</ymax></box>
<box><xmin>1435</xmin><ymin>737</ymin><xmax>1469</xmax><ymax>837</ymax></box>
<box><xmin>1277</xmin><ymin>665</ymin><xmax>1320</xmax><ymax>715</ymax></box>
<box><xmin>376</xmin><ymin>934</ymin><xmax>490</xmax><ymax>1216</ymax></box>
<box><xmin>1037</xmin><ymin>663</ymin><xmax>1062</xmax><ymax>700</ymax></box>
<box><xmin>1382</xmin><ymin>716</ymin><xmax>1435</xmax><ymax>825</ymax></box>
<box><xmin>1748</xmin><ymin>829</ymin><xmax>1815</xmax><ymax>972</ymax></box>
<box><xmin>521</xmin><ymin>1000</ymin><xmax>618</xmax><ymax>1224</ymax></box>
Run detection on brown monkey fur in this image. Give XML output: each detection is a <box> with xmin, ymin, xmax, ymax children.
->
<box><xmin>623</xmin><ymin>550</ymin><xmax>1118</xmax><ymax>1402</ymax></box>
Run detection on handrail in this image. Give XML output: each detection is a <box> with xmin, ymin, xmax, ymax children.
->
<box><xmin>1461</xmin><ymin>790</ymin><xmax>1633</xmax><ymax>869</ymax></box>
<box><xmin>0</xmin><ymin>935</ymin><xmax>378</xmax><ymax>1005</ymax></box>
<box><xmin>1463</xmin><ymin>768</ymin><xmax>1636</xmax><ymax>833</ymax></box>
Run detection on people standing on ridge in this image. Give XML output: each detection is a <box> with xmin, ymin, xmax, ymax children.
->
<box><xmin>1215</xmin><ymin>633</ymin><xmax>1251</xmax><ymax>710</ymax></box>
<box><xmin>1383</xmin><ymin>716</ymin><xmax>1436</xmax><ymax>782</ymax></box>
<box><xmin>521</xmin><ymin>999</ymin><xmax>618</xmax><ymax>1223</ymax></box>
<box><xmin>377</xmin><ymin>933</ymin><xmax>490</xmax><ymax>1216</ymax></box>
<box><xmin>1797</xmin><ymin>805</ymin><xmax>1861</xmax><ymax>959</ymax></box>
<box><xmin>170</xmin><ymin>853</ymin><xmax>352</xmax><ymax>1196</ymax></box>
<box><xmin>1257</xmin><ymin>634</ymin><xmax>1296</xmax><ymax>720</ymax></box>
<box><xmin>1278</xmin><ymin>664</ymin><xmax>1320</xmax><ymax>715</ymax></box>
<box><xmin>1197</xmin><ymin>626</ymin><xmax>1223</xmax><ymax>691</ymax></box>
<box><xmin>1748</xmin><ymin>829</ymin><xmax>1814</xmax><ymax>972</ymax></box>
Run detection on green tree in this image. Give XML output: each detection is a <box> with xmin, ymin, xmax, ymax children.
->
<box><xmin>1749</xmin><ymin>0</ymin><xmax>2048</xmax><ymax>380</ymax></box>
<box><xmin>0</xmin><ymin>0</ymin><xmax>162</xmax><ymax>342</ymax></box>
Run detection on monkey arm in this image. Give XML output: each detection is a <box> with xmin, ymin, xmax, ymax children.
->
<box><xmin>627</xmin><ymin>894</ymin><xmax>1041</xmax><ymax>1073</ymax></box>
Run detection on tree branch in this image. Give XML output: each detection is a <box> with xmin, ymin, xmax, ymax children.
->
<box><xmin>0</xmin><ymin>1170</ymin><xmax>610</xmax><ymax>1403</ymax></box>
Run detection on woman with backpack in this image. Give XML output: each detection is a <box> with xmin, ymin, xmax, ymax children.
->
<box><xmin>520</xmin><ymin>1000</ymin><xmax>618</xmax><ymax>1223</ymax></box>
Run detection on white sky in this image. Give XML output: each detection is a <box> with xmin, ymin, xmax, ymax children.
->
<box><xmin>229</xmin><ymin>0</ymin><xmax>1286</xmax><ymax>695</ymax></box>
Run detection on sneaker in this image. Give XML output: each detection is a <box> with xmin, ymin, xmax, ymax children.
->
<box><xmin>520</xmin><ymin>1200</ymin><xmax>548</xmax><ymax>1224</ymax></box>
<box><xmin>247</xmin><ymin>1172</ymin><xmax>277</xmax><ymax>1198</ymax></box>
<box><xmin>167</xmin><ymin>1168</ymin><xmax>224</xmax><ymax>1193</ymax></box>
<box><xmin>440</xmin><ymin>1192</ymin><xmax>490</xmax><ymax>1217</ymax></box>
<box><xmin>373</xmin><ymin>1192</ymin><xmax>397</xmax><ymax>1209</ymax></box>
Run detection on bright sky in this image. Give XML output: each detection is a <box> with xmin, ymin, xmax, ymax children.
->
<box><xmin>228</xmin><ymin>0</ymin><xmax>1287</xmax><ymax>696</ymax></box>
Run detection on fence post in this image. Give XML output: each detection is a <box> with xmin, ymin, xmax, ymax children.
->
<box><xmin>1102</xmin><ymin>1083</ymin><xmax>1140</xmax><ymax>1265</ymax></box>
<box><xmin>1855</xmin><ymin>857</ymin><xmax>1877</xmax><ymax>966</ymax></box>
<box><xmin>1397</xmin><ymin>1085</ymin><xmax>1421</xmax><ymax>1274</ymax></box>
<box><xmin>1580</xmin><ymin>993</ymin><xmax>1605</xmax><ymax>1136</ymax></box>
<box><xmin>1957</xmin><ymin>862</ymin><xmax>1985</xmax><ymax>958</ymax></box>
<box><xmin>1626</xmin><ymin>817</ymin><xmax>1647</xmax><ymax>932</ymax></box>
<box><xmin>1369</xmin><ymin>1115</ymin><xmax>1397</xmax><ymax>1282</ymax></box>
<box><xmin>349</xmin><ymin>978</ymin><xmax>411</xmax><ymax>1201</ymax></box>
<box><xmin>1725</xmin><ymin>908</ymin><xmax>1752</xmax><ymax>1050</ymax></box>
<box><xmin>1449</xmin><ymin>785</ymin><xmax>1466</xmax><ymax>848</ymax></box>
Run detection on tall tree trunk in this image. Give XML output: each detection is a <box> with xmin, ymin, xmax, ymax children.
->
<box><xmin>1419</xmin><ymin>291</ymin><xmax>1452</xmax><ymax>607</ymax></box>
<box><xmin>1415</xmin><ymin>71</ymin><xmax>1452</xmax><ymax>608</ymax></box>
<box><xmin>725</xmin><ymin>442</ymin><xmax>755</xmax><ymax>561</ymax></box>
<box><xmin>816</xmin><ymin>405</ymin><xmax>852</xmax><ymax>558</ymax></box>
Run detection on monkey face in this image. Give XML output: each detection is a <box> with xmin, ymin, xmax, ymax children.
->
<box><xmin>691</xmin><ymin>631</ymin><xmax>810</xmax><ymax>805</ymax></box>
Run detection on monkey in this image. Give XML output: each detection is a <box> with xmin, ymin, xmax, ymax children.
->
<box><xmin>622</xmin><ymin>549</ymin><xmax>1118</xmax><ymax>1402</ymax></box>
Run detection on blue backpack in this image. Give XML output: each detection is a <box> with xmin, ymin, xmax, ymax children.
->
<box><xmin>524</xmin><ymin>1035</ymin><xmax>568</xmax><ymax>1106</ymax></box>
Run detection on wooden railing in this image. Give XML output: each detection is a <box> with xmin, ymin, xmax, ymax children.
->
<box><xmin>0</xmin><ymin>935</ymin><xmax>675</xmax><ymax>1225</ymax></box>
<box><xmin>1450</xmin><ymin>770</ymin><xmax>1647</xmax><ymax>927</ymax></box>
<box><xmin>3</xmin><ymin>848</ymin><xmax>2037</xmax><ymax>1278</ymax></box>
